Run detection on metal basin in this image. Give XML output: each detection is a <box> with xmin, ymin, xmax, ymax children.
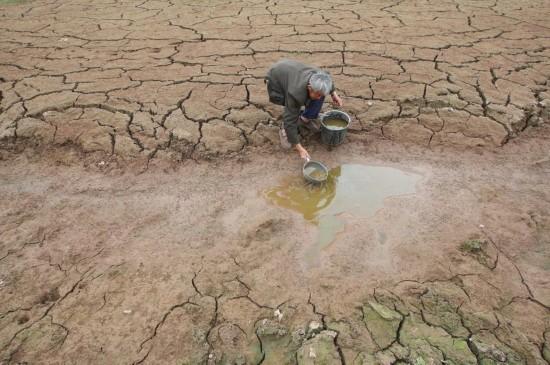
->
<box><xmin>303</xmin><ymin>159</ymin><xmax>329</xmax><ymax>184</ymax></box>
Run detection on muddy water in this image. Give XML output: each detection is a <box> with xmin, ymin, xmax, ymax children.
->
<box><xmin>265</xmin><ymin>164</ymin><xmax>421</xmax><ymax>264</ymax></box>
<box><xmin>322</xmin><ymin>118</ymin><xmax>348</xmax><ymax>130</ymax></box>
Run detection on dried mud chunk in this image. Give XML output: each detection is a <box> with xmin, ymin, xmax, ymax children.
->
<box><xmin>174</xmin><ymin>40</ymin><xmax>250</xmax><ymax>59</ymax></box>
<box><xmin>357</xmin><ymin>101</ymin><xmax>399</xmax><ymax>124</ymax></box>
<box><xmin>434</xmin><ymin>109</ymin><xmax>509</xmax><ymax>147</ymax></box>
<box><xmin>351</xmin><ymin>352</ymin><xmax>377</xmax><ymax>365</ymax></box>
<box><xmin>499</xmin><ymin>298</ymin><xmax>549</xmax><ymax>350</ymax></box>
<box><xmin>296</xmin><ymin>330</ymin><xmax>341</xmax><ymax>365</ymax></box>
<box><xmin>401</xmin><ymin>102</ymin><xmax>420</xmax><ymax>117</ymax></box>
<box><xmin>373</xmin><ymin>288</ymin><xmax>410</xmax><ymax>316</ymax></box>
<box><xmin>469</xmin><ymin>332</ymin><xmax>524</xmax><ymax>364</ymax></box>
<box><xmin>213</xmin><ymin>297</ymin><xmax>269</xmax><ymax>363</ymax></box>
<box><xmin>307</xmin><ymin>320</ymin><xmax>323</xmax><ymax>338</ymax></box>
<box><xmin>407</xmin><ymin>343</ymin><xmax>445</xmax><ymax>365</ymax></box>
<box><xmin>382</xmin><ymin>118</ymin><xmax>433</xmax><ymax>146</ymax></box>
<box><xmin>336</xmin><ymin>75</ymin><xmax>374</xmax><ymax>99</ymax></box>
<box><xmin>425</xmin><ymin>91</ymin><xmax>468</xmax><ymax>110</ymax></box>
<box><xmin>114</xmin><ymin>135</ymin><xmax>142</xmax><ymax>156</ymax></box>
<box><xmin>78</xmin><ymin>125</ymin><xmax>114</xmax><ymax>153</ymax></box>
<box><xmin>200</xmin><ymin>120</ymin><xmax>245</xmax><ymax>155</ymax></box>
<box><xmin>183</xmin><ymin>84</ymin><xmax>248</xmax><ymax>121</ymax></box>
<box><xmin>80</xmin><ymin>107</ymin><xmax>130</xmax><ymax>131</ymax></box>
<box><xmin>164</xmin><ymin>109</ymin><xmax>200</xmax><ymax>145</ymax></box>
<box><xmin>486</xmin><ymin>104</ymin><xmax>526</xmax><ymax>135</ymax></box>
<box><xmin>543</xmin><ymin>331</ymin><xmax>550</xmax><ymax>363</ymax></box>
<box><xmin>372</xmin><ymin>342</ymin><xmax>410</xmax><ymax>364</ymax></box>
<box><xmin>138</xmin><ymin>296</ymin><xmax>213</xmax><ymax>364</ymax></box>
<box><xmin>256</xmin><ymin>319</ymin><xmax>288</xmax><ymax>337</ymax></box>
<box><xmin>209</xmin><ymin>323</ymin><xmax>259</xmax><ymax>364</ymax></box>
<box><xmin>400</xmin><ymin>314</ymin><xmax>477</xmax><ymax>365</ymax></box>
<box><xmin>255</xmin><ymin>319</ymin><xmax>297</xmax><ymax>364</ymax></box>
<box><xmin>226</xmin><ymin>106</ymin><xmax>271</xmax><ymax>134</ymax></box>
<box><xmin>127</xmin><ymin>64</ymin><xmax>200</xmax><ymax>82</ymax></box>
<box><xmin>16</xmin><ymin>117</ymin><xmax>55</xmax><ymax>143</ymax></box>
<box><xmin>371</xmin><ymin>80</ymin><xmax>425</xmax><ymax>101</ymax></box>
<box><xmin>417</xmin><ymin>281</ymin><xmax>470</xmax><ymax>338</ymax></box>
<box><xmin>248</xmin><ymin>123</ymin><xmax>280</xmax><ymax>146</ymax></box>
<box><xmin>492</xmin><ymin>315</ymin><xmax>547</xmax><ymax>365</ymax></box>
<box><xmin>461</xmin><ymin>310</ymin><xmax>498</xmax><ymax>334</ymax></box>
<box><xmin>418</xmin><ymin>110</ymin><xmax>444</xmax><ymax>132</ymax></box>
<box><xmin>402</xmin><ymin>61</ymin><xmax>447</xmax><ymax>84</ymax></box>
<box><xmin>14</xmin><ymin>75</ymin><xmax>74</xmax><ymax>99</ymax></box>
<box><xmin>24</xmin><ymin>91</ymin><xmax>80</xmax><ymax>115</ymax></box>
<box><xmin>362</xmin><ymin>301</ymin><xmax>402</xmax><ymax>349</ymax></box>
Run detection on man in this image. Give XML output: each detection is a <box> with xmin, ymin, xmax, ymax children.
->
<box><xmin>266</xmin><ymin>59</ymin><xmax>343</xmax><ymax>160</ymax></box>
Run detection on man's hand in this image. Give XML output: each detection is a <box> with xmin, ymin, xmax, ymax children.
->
<box><xmin>295</xmin><ymin>144</ymin><xmax>310</xmax><ymax>161</ymax></box>
<box><xmin>331</xmin><ymin>92</ymin><xmax>343</xmax><ymax>107</ymax></box>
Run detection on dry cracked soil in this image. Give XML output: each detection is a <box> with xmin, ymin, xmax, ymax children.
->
<box><xmin>0</xmin><ymin>0</ymin><xmax>549</xmax><ymax>364</ymax></box>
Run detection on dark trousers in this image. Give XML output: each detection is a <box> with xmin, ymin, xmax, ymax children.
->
<box><xmin>301</xmin><ymin>96</ymin><xmax>325</xmax><ymax>120</ymax></box>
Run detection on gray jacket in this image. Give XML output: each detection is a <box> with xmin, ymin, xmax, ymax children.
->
<box><xmin>266</xmin><ymin>59</ymin><xmax>335</xmax><ymax>145</ymax></box>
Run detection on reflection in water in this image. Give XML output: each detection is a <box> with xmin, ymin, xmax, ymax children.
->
<box><xmin>265</xmin><ymin>164</ymin><xmax>422</xmax><ymax>265</ymax></box>
<box><xmin>266</xmin><ymin>166</ymin><xmax>340</xmax><ymax>222</ymax></box>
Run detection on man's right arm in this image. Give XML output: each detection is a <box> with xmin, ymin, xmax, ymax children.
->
<box><xmin>294</xmin><ymin>143</ymin><xmax>310</xmax><ymax>160</ymax></box>
<box><xmin>283</xmin><ymin>101</ymin><xmax>310</xmax><ymax>160</ymax></box>
<box><xmin>282</xmin><ymin>99</ymin><xmax>301</xmax><ymax>146</ymax></box>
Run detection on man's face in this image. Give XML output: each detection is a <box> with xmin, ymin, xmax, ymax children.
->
<box><xmin>307</xmin><ymin>85</ymin><xmax>324</xmax><ymax>100</ymax></box>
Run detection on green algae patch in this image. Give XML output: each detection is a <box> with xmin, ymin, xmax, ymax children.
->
<box><xmin>460</xmin><ymin>239</ymin><xmax>485</xmax><ymax>253</ymax></box>
<box><xmin>400</xmin><ymin>314</ymin><xmax>477</xmax><ymax>365</ymax></box>
<box><xmin>459</xmin><ymin>238</ymin><xmax>497</xmax><ymax>268</ymax></box>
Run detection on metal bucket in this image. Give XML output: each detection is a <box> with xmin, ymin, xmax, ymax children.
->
<box><xmin>303</xmin><ymin>158</ymin><xmax>329</xmax><ymax>184</ymax></box>
<box><xmin>320</xmin><ymin>110</ymin><xmax>351</xmax><ymax>146</ymax></box>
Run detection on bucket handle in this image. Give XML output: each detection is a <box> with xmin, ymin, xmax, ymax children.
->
<box><xmin>303</xmin><ymin>156</ymin><xmax>311</xmax><ymax>166</ymax></box>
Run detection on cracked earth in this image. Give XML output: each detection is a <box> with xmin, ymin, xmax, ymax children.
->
<box><xmin>0</xmin><ymin>0</ymin><xmax>549</xmax><ymax>364</ymax></box>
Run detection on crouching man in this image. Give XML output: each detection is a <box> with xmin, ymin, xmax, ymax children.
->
<box><xmin>265</xmin><ymin>59</ymin><xmax>343</xmax><ymax>160</ymax></box>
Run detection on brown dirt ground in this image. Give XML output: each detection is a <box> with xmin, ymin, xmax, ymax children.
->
<box><xmin>1</xmin><ymin>0</ymin><xmax>549</xmax><ymax>364</ymax></box>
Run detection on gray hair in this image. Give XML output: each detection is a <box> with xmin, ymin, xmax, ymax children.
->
<box><xmin>309</xmin><ymin>71</ymin><xmax>332</xmax><ymax>95</ymax></box>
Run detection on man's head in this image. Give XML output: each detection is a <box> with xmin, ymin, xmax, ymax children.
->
<box><xmin>307</xmin><ymin>71</ymin><xmax>332</xmax><ymax>100</ymax></box>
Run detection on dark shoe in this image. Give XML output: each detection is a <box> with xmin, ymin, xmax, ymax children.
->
<box><xmin>299</xmin><ymin>116</ymin><xmax>321</xmax><ymax>132</ymax></box>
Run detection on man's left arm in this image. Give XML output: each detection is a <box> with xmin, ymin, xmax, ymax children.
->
<box><xmin>330</xmin><ymin>90</ymin><xmax>343</xmax><ymax>107</ymax></box>
<box><xmin>329</xmin><ymin>82</ymin><xmax>343</xmax><ymax>107</ymax></box>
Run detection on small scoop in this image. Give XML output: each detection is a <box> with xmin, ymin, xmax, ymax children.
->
<box><xmin>302</xmin><ymin>157</ymin><xmax>329</xmax><ymax>184</ymax></box>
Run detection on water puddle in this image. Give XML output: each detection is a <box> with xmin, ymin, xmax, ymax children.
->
<box><xmin>265</xmin><ymin>164</ymin><xmax>422</xmax><ymax>264</ymax></box>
